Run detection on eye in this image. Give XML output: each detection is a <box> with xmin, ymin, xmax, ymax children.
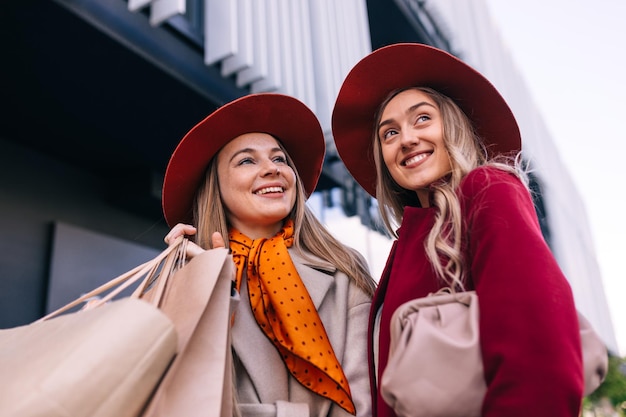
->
<box><xmin>272</xmin><ymin>155</ymin><xmax>288</xmax><ymax>164</ymax></box>
<box><xmin>415</xmin><ymin>114</ymin><xmax>431</xmax><ymax>124</ymax></box>
<box><xmin>236</xmin><ymin>157</ymin><xmax>254</xmax><ymax>166</ymax></box>
<box><xmin>381</xmin><ymin>128</ymin><xmax>399</xmax><ymax>141</ymax></box>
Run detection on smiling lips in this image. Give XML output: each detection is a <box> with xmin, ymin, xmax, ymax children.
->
<box><xmin>402</xmin><ymin>151</ymin><xmax>432</xmax><ymax>166</ymax></box>
<box><xmin>254</xmin><ymin>186</ymin><xmax>284</xmax><ymax>195</ymax></box>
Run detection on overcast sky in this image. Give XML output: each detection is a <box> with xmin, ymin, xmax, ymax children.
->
<box><xmin>483</xmin><ymin>0</ymin><xmax>626</xmax><ymax>355</ymax></box>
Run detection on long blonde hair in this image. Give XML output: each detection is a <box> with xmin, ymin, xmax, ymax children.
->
<box><xmin>373</xmin><ymin>87</ymin><xmax>527</xmax><ymax>289</ymax></box>
<box><xmin>192</xmin><ymin>138</ymin><xmax>376</xmax><ymax>296</ymax></box>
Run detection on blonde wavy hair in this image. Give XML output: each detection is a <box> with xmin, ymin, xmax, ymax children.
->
<box><xmin>373</xmin><ymin>87</ymin><xmax>528</xmax><ymax>290</ymax></box>
<box><xmin>192</xmin><ymin>137</ymin><xmax>376</xmax><ymax>297</ymax></box>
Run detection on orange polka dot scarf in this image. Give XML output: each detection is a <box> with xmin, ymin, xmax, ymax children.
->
<box><xmin>229</xmin><ymin>219</ymin><xmax>355</xmax><ymax>415</ymax></box>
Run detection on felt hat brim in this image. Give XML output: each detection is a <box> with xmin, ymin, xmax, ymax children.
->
<box><xmin>331</xmin><ymin>43</ymin><xmax>521</xmax><ymax>197</ymax></box>
<box><xmin>162</xmin><ymin>93</ymin><xmax>325</xmax><ymax>227</ymax></box>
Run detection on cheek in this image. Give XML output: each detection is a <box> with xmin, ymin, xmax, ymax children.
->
<box><xmin>216</xmin><ymin>176</ymin><xmax>232</xmax><ymax>202</ymax></box>
<box><xmin>218</xmin><ymin>187</ymin><xmax>234</xmax><ymax>215</ymax></box>
<box><xmin>289</xmin><ymin>192</ymin><xmax>297</xmax><ymax>209</ymax></box>
<box><xmin>284</xmin><ymin>167</ymin><xmax>297</xmax><ymax>186</ymax></box>
<box><xmin>216</xmin><ymin>164</ymin><xmax>230</xmax><ymax>189</ymax></box>
<box><xmin>285</xmin><ymin>170</ymin><xmax>297</xmax><ymax>206</ymax></box>
<box><xmin>437</xmin><ymin>148</ymin><xmax>452</xmax><ymax>173</ymax></box>
<box><xmin>216</xmin><ymin>173</ymin><xmax>238</xmax><ymax>214</ymax></box>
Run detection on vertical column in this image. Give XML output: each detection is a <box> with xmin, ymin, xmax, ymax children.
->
<box><xmin>127</xmin><ymin>0</ymin><xmax>185</xmax><ymax>26</ymax></box>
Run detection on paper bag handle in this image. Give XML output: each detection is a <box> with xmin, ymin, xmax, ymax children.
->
<box><xmin>37</xmin><ymin>236</ymin><xmax>187</xmax><ymax>322</ymax></box>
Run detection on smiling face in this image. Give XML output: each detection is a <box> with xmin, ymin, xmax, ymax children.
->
<box><xmin>216</xmin><ymin>132</ymin><xmax>296</xmax><ymax>239</ymax></box>
<box><xmin>378</xmin><ymin>89</ymin><xmax>452</xmax><ymax>207</ymax></box>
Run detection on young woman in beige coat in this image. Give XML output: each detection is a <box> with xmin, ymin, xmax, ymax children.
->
<box><xmin>162</xmin><ymin>93</ymin><xmax>376</xmax><ymax>417</ymax></box>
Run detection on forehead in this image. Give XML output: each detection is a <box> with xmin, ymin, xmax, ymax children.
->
<box><xmin>382</xmin><ymin>89</ymin><xmax>437</xmax><ymax>115</ymax></box>
<box><xmin>218</xmin><ymin>132</ymin><xmax>281</xmax><ymax>155</ymax></box>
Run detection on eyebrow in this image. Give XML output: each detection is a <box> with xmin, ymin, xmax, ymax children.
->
<box><xmin>378</xmin><ymin>101</ymin><xmax>436</xmax><ymax>130</ymax></box>
<box><xmin>228</xmin><ymin>146</ymin><xmax>284</xmax><ymax>163</ymax></box>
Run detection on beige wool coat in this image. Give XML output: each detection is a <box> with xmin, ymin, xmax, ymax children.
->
<box><xmin>231</xmin><ymin>248</ymin><xmax>373</xmax><ymax>417</ymax></box>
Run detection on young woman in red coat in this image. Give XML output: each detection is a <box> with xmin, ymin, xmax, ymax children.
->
<box><xmin>331</xmin><ymin>43</ymin><xmax>584</xmax><ymax>417</ymax></box>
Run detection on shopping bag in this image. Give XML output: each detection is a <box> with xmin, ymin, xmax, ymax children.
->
<box><xmin>141</xmin><ymin>244</ymin><xmax>236</xmax><ymax>417</ymax></box>
<box><xmin>0</xmin><ymin>236</ymin><xmax>187</xmax><ymax>417</ymax></box>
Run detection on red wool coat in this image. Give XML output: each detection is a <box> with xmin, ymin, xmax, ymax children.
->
<box><xmin>369</xmin><ymin>166</ymin><xmax>583</xmax><ymax>417</ymax></box>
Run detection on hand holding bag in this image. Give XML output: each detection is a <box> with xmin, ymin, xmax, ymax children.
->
<box><xmin>380</xmin><ymin>289</ymin><xmax>608</xmax><ymax>417</ymax></box>
<box><xmin>579</xmin><ymin>312</ymin><xmax>610</xmax><ymax>394</ymax></box>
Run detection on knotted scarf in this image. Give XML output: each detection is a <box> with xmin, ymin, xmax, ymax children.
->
<box><xmin>229</xmin><ymin>220</ymin><xmax>355</xmax><ymax>415</ymax></box>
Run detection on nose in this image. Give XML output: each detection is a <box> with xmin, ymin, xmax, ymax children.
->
<box><xmin>261</xmin><ymin>160</ymin><xmax>281</xmax><ymax>176</ymax></box>
<box><xmin>399</xmin><ymin>129</ymin><xmax>419</xmax><ymax>149</ymax></box>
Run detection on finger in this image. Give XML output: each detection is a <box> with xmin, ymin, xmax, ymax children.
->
<box><xmin>186</xmin><ymin>242</ymin><xmax>205</xmax><ymax>258</ymax></box>
<box><xmin>211</xmin><ymin>232</ymin><xmax>226</xmax><ymax>249</ymax></box>
<box><xmin>164</xmin><ymin>223</ymin><xmax>197</xmax><ymax>244</ymax></box>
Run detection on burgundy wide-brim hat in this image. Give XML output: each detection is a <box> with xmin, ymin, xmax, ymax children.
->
<box><xmin>162</xmin><ymin>93</ymin><xmax>325</xmax><ymax>227</ymax></box>
<box><xmin>331</xmin><ymin>43</ymin><xmax>522</xmax><ymax>197</ymax></box>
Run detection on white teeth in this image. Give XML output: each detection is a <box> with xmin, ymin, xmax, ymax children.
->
<box><xmin>404</xmin><ymin>153</ymin><xmax>428</xmax><ymax>166</ymax></box>
<box><xmin>255</xmin><ymin>186</ymin><xmax>283</xmax><ymax>195</ymax></box>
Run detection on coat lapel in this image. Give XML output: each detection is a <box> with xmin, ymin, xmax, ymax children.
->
<box><xmin>288</xmin><ymin>248</ymin><xmax>336</xmax><ymax>310</ymax></box>
<box><xmin>231</xmin><ymin>278</ymin><xmax>288</xmax><ymax>403</ymax></box>
<box><xmin>231</xmin><ymin>248</ymin><xmax>337</xmax><ymax>403</ymax></box>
